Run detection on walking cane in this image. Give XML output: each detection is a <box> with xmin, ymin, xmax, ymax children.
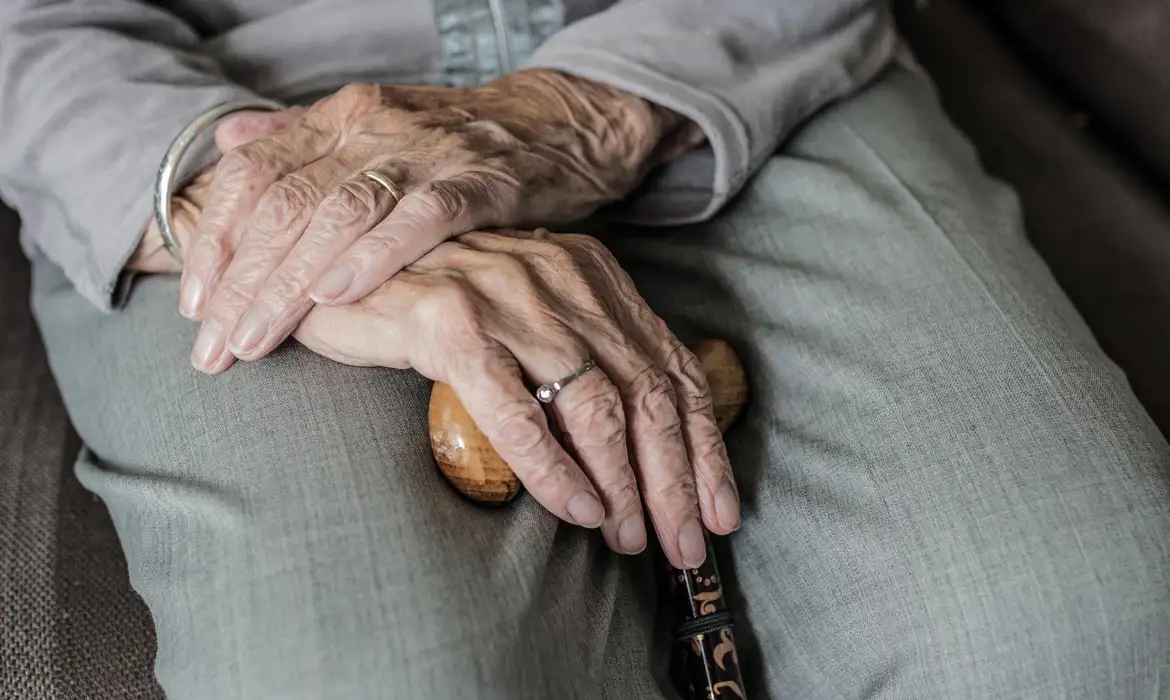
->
<box><xmin>155</xmin><ymin>105</ymin><xmax>749</xmax><ymax>698</ymax></box>
<box><xmin>430</xmin><ymin>339</ymin><xmax>749</xmax><ymax>699</ymax></box>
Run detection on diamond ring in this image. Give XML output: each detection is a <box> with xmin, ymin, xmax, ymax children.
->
<box><xmin>534</xmin><ymin>359</ymin><xmax>597</xmax><ymax>404</ymax></box>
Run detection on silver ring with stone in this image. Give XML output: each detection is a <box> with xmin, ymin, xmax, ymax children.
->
<box><xmin>153</xmin><ymin>99</ymin><xmax>284</xmax><ymax>264</ymax></box>
<box><xmin>535</xmin><ymin>359</ymin><xmax>597</xmax><ymax>404</ymax></box>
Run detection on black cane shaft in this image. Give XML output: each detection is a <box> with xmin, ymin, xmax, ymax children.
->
<box><xmin>668</xmin><ymin>534</ymin><xmax>747</xmax><ymax>699</ymax></box>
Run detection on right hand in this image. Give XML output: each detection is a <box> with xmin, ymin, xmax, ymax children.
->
<box><xmin>293</xmin><ymin>228</ymin><xmax>741</xmax><ymax>569</ymax></box>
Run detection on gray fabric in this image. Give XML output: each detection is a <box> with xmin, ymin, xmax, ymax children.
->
<box><xmin>0</xmin><ymin>222</ymin><xmax>162</xmax><ymax>699</ymax></box>
<box><xmin>29</xmin><ymin>65</ymin><xmax>1170</xmax><ymax>699</ymax></box>
<box><xmin>0</xmin><ymin>0</ymin><xmax>894</xmax><ymax>312</ymax></box>
<box><xmin>896</xmin><ymin>0</ymin><xmax>1170</xmax><ymax>438</ymax></box>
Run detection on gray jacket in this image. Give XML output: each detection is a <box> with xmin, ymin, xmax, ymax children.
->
<box><xmin>0</xmin><ymin>0</ymin><xmax>895</xmax><ymax>310</ymax></box>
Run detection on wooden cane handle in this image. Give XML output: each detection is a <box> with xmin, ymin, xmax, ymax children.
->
<box><xmin>429</xmin><ymin>339</ymin><xmax>748</xmax><ymax>504</ymax></box>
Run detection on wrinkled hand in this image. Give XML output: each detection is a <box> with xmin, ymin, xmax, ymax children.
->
<box><xmin>128</xmin><ymin>108</ymin><xmax>305</xmax><ymax>273</ymax></box>
<box><xmin>181</xmin><ymin>70</ymin><xmax>700</xmax><ymax>374</ymax></box>
<box><xmin>293</xmin><ymin>229</ymin><xmax>739</xmax><ymax>569</ymax></box>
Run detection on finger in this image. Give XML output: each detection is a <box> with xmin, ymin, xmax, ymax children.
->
<box><xmin>180</xmin><ymin>110</ymin><xmax>339</xmax><ymax>319</ymax></box>
<box><xmin>214</xmin><ymin>107</ymin><xmax>306</xmax><ymax>153</ymax></box>
<box><xmin>596</xmin><ymin>333</ymin><xmax>703</xmax><ymax>568</ymax></box>
<box><xmin>225</xmin><ymin>166</ymin><xmax>406</xmax><ymax>361</ymax></box>
<box><xmin>310</xmin><ymin>172</ymin><xmax>517</xmax><ymax>306</ymax></box>
<box><xmin>648</xmin><ymin>337</ymin><xmax>739</xmax><ymax>535</ymax></box>
<box><xmin>451</xmin><ymin>347</ymin><xmax>605</xmax><ymax>530</ymax></box>
<box><xmin>502</xmin><ymin>320</ymin><xmax>645</xmax><ymax>556</ymax></box>
<box><xmin>455</xmin><ymin>230</ymin><xmax>704</xmax><ymax>567</ymax></box>
<box><xmin>580</xmin><ymin>236</ymin><xmax>738</xmax><ymax>536</ymax></box>
<box><xmin>190</xmin><ymin>155</ymin><xmax>355</xmax><ymax>373</ymax></box>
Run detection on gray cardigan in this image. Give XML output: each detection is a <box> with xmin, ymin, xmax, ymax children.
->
<box><xmin>0</xmin><ymin>0</ymin><xmax>895</xmax><ymax>310</ymax></box>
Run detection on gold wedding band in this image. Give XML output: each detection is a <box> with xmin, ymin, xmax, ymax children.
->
<box><xmin>360</xmin><ymin>170</ymin><xmax>404</xmax><ymax>204</ymax></box>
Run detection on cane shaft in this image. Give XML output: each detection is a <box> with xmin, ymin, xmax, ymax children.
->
<box><xmin>669</xmin><ymin>535</ymin><xmax>747</xmax><ymax>699</ymax></box>
<box><xmin>428</xmin><ymin>339</ymin><xmax>750</xmax><ymax>699</ymax></box>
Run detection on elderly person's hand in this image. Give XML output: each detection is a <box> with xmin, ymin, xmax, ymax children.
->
<box><xmin>292</xmin><ymin>228</ymin><xmax>739</xmax><ymax>569</ymax></box>
<box><xmin>128</xmin><ymin>107</ymin><xmax>305</xmax><ymax>273</ymax></box>
<box><xmin>180</xmin><ymin>70</ymin><xmax>701</xmax><ymax>374</ymax></box>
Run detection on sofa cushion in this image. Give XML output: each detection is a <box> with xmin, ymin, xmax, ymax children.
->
<box><xmin>985</xmin><ymin>0</ymin><xmax>1170</xmax><ymax>191</ymax></box>
<box><xmin>0</xmin><ymin>217</ymin><xmax>162</xmax><ymax>700</ymax></box>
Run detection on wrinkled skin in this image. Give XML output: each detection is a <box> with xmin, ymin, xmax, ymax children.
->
<box><xmin>174</xmin><ymin>70</ymin><xmax>701</xmax><ymax>377</ymax></box>
<box><xmin>136</xmin><ymin>204</ymin><xmax>738</xmax><ymax>568</ymax></box>
<box><xmin>296</xmin><ymin>229</ymin><xmax>741</xmax><ymax>569</ymax></box>
<box><xmin>129</xmin><ymin>77</ymin><xmax>736</xmax><ymax>569</ymax></box>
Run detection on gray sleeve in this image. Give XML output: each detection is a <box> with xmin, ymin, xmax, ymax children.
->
<box><xmin>525</xmin><ymin>0</ymin><xmax>897</xmax><ymax>225</ymax></box>
<box><xmin>0</xmin><ymin>1</ymin><xmax>263</xmax><ymax>311</ymax></box>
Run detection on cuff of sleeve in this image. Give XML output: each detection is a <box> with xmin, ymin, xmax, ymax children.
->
<box><xmin>523</xmin><ymin>48</ymin><xmax>750</xmax><ymax>226</ymax></box>
<box><xmin>78</xmin><ymin>88</ymin><xmax>271</xmax><ymax>312</ymax></box>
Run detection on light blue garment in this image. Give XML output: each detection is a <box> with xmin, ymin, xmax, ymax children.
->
<box><xmin>0</xmin><ymin>0</ymin><xmax>894</xmax><ymax>310</ymax></box>
<box><xmin>31</xmin><ymin>65</ymin><xmax>1170</xmax><ymax>699</ymax></box>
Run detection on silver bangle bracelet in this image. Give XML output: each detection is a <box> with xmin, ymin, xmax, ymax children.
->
<box><xmin>152</xmin><ymin>99</ymin><xmax>284</xmax><ymax>264</ymax></box>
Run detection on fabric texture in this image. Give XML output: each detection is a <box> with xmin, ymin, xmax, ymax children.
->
<box><xmin>0</xmin><ymin>0</ymin><xmax>894</xmax><ymax>311</ymax></box>
<box><xmin>896</xmin><ymin>0</ymin><xmax>1170</xmax><ymax>438</ymax></box>
<box><xmin>29</xmin><ymin>65</ymin><xmax>1170</xmax><ymax>699</ymax></box>
<box><xmin>983</xmin><ymin>0</ymin><xmax>1170</xmax><ymax>193</ymax></box>
<box><xmin>0</xmin><ymin>219</ymin><xmax>162</xmax><ymax>700</ymax></box>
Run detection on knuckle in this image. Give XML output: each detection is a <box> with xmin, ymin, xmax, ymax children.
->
<box><xmin>598</xmin><ymin>472</ymin><xmax>642</xmax><ymax>511</ymax></box>
<box><xmin>665</xmin><ymin>344</ymin><xmax>713</xmax><ymax>413</ymax></box>
<box><xmin>216</xmin><ymin>146</ymin><xmax>270</xmax><ymax>183</ymax></box>
<box><xmin>415</xmin><ymin>183</ymin><xmax>468</xmax><ymax>224</ymax></box>
<box><xmin>321</xmin><ymin>181</ymin><xmax>379</xmax><ymax>227</ymax></box>
<box><xmin>562</xmin><ymin>234</ymin><xmax>614</xmax><ymax>265</ymax></box>
<box><xmin>474</xmin><ymin>252</ymin><xmax>530</xmax><ymax>290</ymax></box>
<box><xmin>695</xmin><ymin>437</ymin><xmax>731</xmax><ymax>472</ymax></box>
<box><xmin>629</xmin><ymin>367</ymin><xmax>681</xmax><ymax>433</ymax></box>
<box><xmin>524</xmin><ymin>240</ymin><xmax>584</xmax><ymax>280</ymax></box>
<box><xmin>260</xmin><ymin>273</ymin><xmax>309</xmax><ymax>308</ymax></box>
<box><xmin>614</xmin><ymin>476</ymin><xmax>642</xmax><ymax>508</ymax></box>
<box><xmin>572</xmin><ymin>389</ymin><xmax>627</xmax><ymax>448</ymax></box>
<box><xmin>494</xmin><ymin>400</ymin><xmax>552</xmax><ymax>459</ymax></box>
<box><xmin>465</xmin><ymin>119</ymin><xmax>524</xmax><ymax>148</ymax></box>
<box><xmin>361</xmin><ymin>232</ymin><xmax>403</xmax><ymax>263</ymax></box>
<box><xmin>267</xmin><ymin>176</ymin><xmax>317</xmax><ymax>218</ymax></box>
<box><xmin>421</xmin><ymin>281</ymin><xmax>479</xmax><ymax>331</ymax></box>
<box><xmin>650</xmin><ymin>471</ymin><xmax>700</xmax><ymax>508</ymax></box>
<box><xmin>541</xmin><ymin>241</ymin><xmax>576</xmax><ymax>268</ymax></box>
<box><xmin>525</xmin><ymin>460</ymin><xmax>576</xmax><ymax>497</ymax></box>
<box><xmin>205</xmin><ymin>281</ymin><xmax>253</xmax><ymax>322</ymax></box>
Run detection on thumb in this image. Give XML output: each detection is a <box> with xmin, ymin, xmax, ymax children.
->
<box><xmin>214</xmin><ymin>106</ymin><xmax>306</xmax><ymax>153</ymax></box>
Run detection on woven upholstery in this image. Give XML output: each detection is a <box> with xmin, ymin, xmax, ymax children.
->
<box><xmin>0</xmin><ymin>217</ymin><xmax>162</xmax><ymax>700</ymax></box>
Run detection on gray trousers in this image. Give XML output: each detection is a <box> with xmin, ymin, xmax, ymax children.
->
<box><xmin>32</xmin><ymin>66</ymin><xmax>1170</xmax><ymax>699</ymax></box>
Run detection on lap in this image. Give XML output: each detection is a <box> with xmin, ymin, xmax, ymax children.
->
<box><xmin>33</xmin><ymin>268</ymin><xmax>659</xmax><ymax>697</ymax></box>
<box><xmin>32</xmin><ymin>65</ymin><xmax>1170</xmax><ymax>699</ymax></box>
<box><xmin>608</xmin><ymin>66</ymin><xmax>1170</xmax><ymax>698</ymax></box>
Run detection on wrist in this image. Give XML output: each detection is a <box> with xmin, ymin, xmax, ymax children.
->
<box><xmin>482</xmin><ymin>69</ymin><xmax>701</xmax><ymax>196</ymax></box>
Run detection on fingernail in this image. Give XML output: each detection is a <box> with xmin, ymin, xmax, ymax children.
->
<box><xmin>567</xmin><ymin>492</ymin><xmax>604</xmax><ymax>529</ymax></box>
<box><xmin>678</xmin><ymin>517</ymin><xmax>707</xmax><ymax>568</ymax></box>
<box><xmin>229</xmin><ymin>307</ymin><xmax>271</xmax><ymax>355</ymax></box>
<box><xmin>180</xmin><ymin>276</ymin><xmax>204</xmax><ymax>319</ymax></box>
<box><xmin>617</xmin><ymin>515</ymin><xmax>647</xmax><ymax>554</ymax></box>
<box><xmin>191</xmin><ymin>321</ymin><xmax>226</xmax><ymax>372</ymax></box>
<box><xmin>310</xmin><ymin>265</ymin><xmax>356</xmax><ymax>303</ymax></box>
<box><xmin>715</xmin><ymin>478</ymin><xmax>741</xmax><ymax>533</ymax></box>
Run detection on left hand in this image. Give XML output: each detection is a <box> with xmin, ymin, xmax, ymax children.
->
<box><xmin>182</xmin><ymin>70</ymin><xmax>700</xmax><ymax>374</ymax></box>
<box><xmin>129</xmin><ymin>108</ymin><xmax>304</xmax><ymax>273</ymax></box>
